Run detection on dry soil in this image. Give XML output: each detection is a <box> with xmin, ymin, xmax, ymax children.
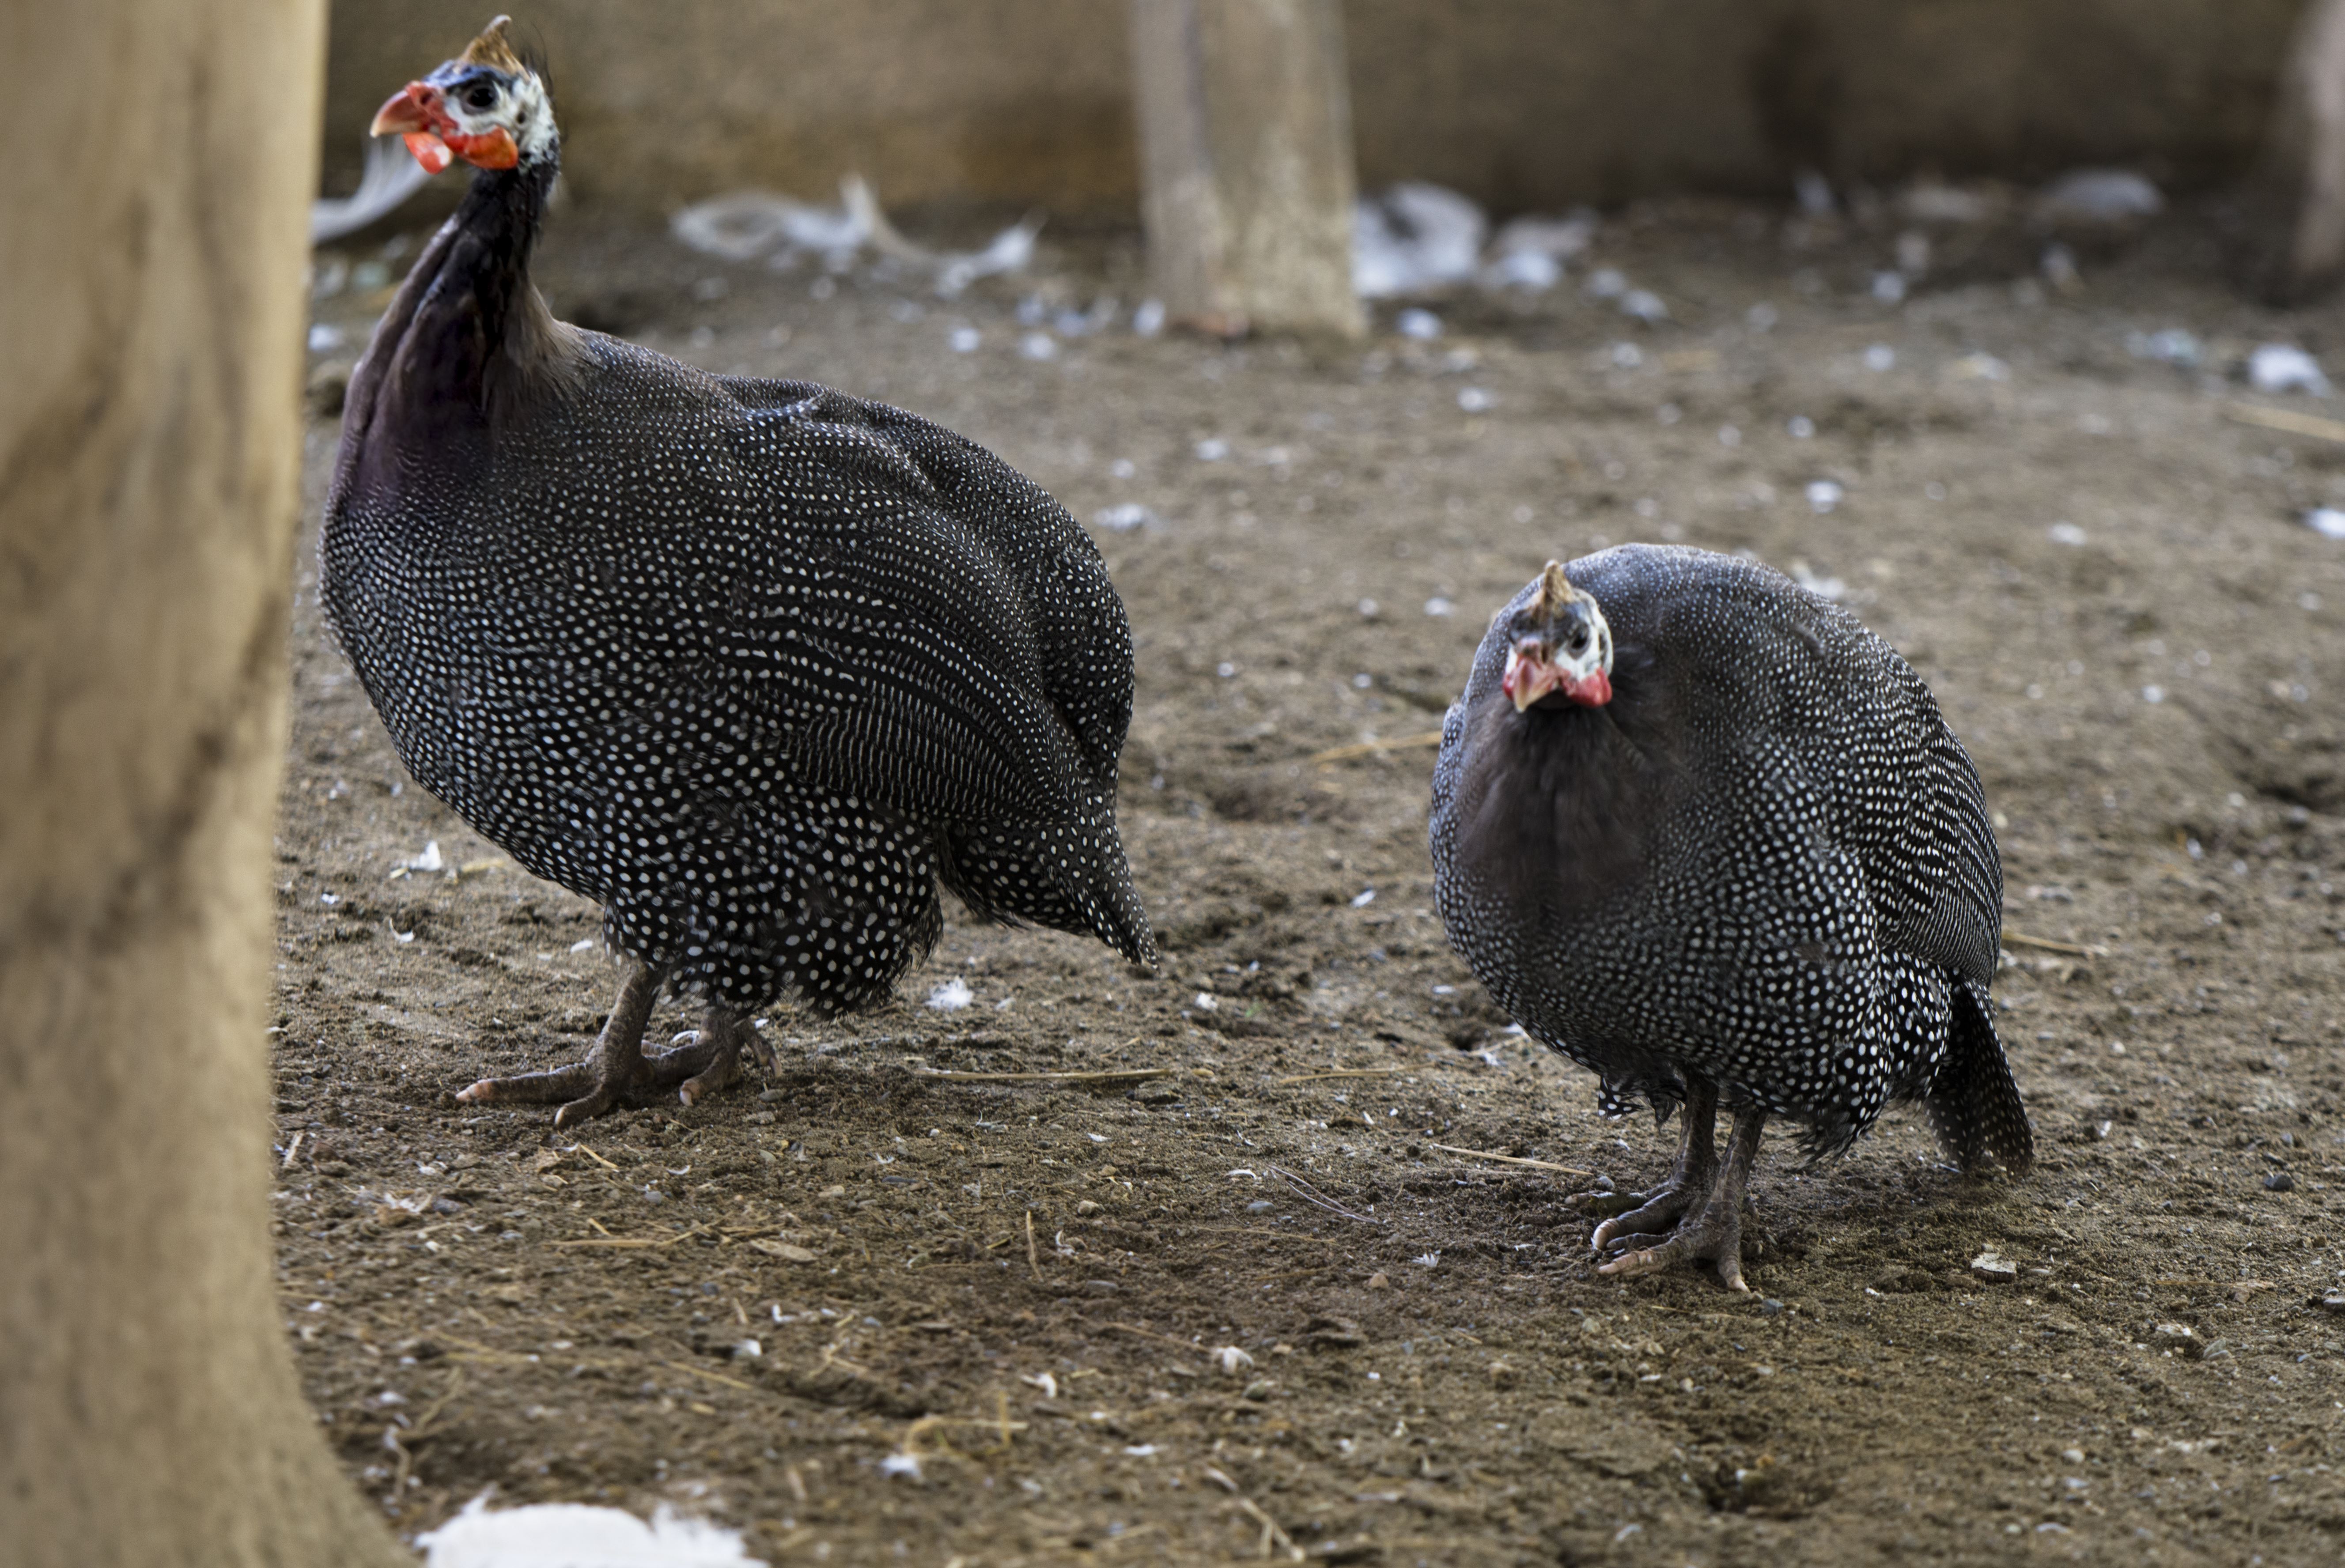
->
<box><xmin>278</xmin><ymin>196</ymin><xmax>2345</xmax><ymax>1565</ymax></box>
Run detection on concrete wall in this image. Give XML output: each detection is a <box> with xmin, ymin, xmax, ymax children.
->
<box><xmin>321</xmin><ymin>1</ymin><xmax>2308</xmax><ymax>219</ymax></box>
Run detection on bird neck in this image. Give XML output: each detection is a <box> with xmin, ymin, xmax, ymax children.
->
<box><xmin>1451</xmin><ymin>698</ymin><xmax>1664</xmax><ymax>928</ymax></box>
<box><xmin>341</xmin><ymin>146</ymin><xmax>573</xmax><ymax>472</ymax></box>
<box><xmin>446</xmin><ymin>153</ymin><xmax>561</xmax><ymax>366</ymax></box>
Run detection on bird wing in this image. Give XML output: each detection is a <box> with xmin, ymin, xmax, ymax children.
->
<box><xmin>662</xmin><ymin>379</ymin><xmax>1128</xmax><ymax>831</ymax></box>
<box><xmin>1850</xmin><ymin>653</ymin><xmax>2003</xmax><ymax>987</ymax></box>
<box><xmin>1642</xmin><ymin>561</ymin><xmax>2000</xmax><ymax>990</ymax></box>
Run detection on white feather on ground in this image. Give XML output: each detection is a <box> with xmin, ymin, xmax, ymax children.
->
<box><xmin>417</xmin><ymin>1496</ymin><xmax>764</xmax><ymax>1567</ymax></box>
<box><xmin>670</xmin><ymin>178</ymin><xmax>1040</xmax><ymax>298</ymax></box>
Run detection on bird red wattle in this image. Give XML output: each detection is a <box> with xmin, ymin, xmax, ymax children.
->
<box><xmin>370</xmin><ymin>80</ymin><xmax>518</xmax><ymax>173</ymax></box>
<box><xmin>325</xmin><ymin>20</ymin><xmax>1156</xmax><ymax>1128</ymax></box>
<box><xmin>1502</xmin><ymin>642</ymin><xmax>1611</xmax><ymax>710</ymax></box>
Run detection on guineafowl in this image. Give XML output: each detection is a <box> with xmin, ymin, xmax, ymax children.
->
<box><xmin>1429</xmin><ymin>547</ymin><xmax>2029</xmax><ymax>1289</ymax></box>
<box><xmin>324</xmin><ymin>18</ymin><xmax>1155</xmax><ymax>1125</ymax></box>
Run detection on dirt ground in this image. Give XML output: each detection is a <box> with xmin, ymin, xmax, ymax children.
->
<box><xmin>279</xmin><ymin>195</ymin><xmax>2345</xmax><ymax>1565</ymax></box>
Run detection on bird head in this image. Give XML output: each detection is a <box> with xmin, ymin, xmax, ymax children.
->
<box><xmin>1500</xmin><ymin>560</ymin><xmax>1614</xmax><ymax>712</ymax></box>
<box><xmin>370</xmin><ymin>16</ymin><xmax>554</xmax><ymax>176</ymax></box>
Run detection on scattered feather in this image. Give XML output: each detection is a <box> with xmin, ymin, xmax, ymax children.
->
<box><xmin>1619</xmin><ymin>288</ymin><xmax>1669</xmax><ymax>322</ymax></box>
<box><xmin>2126</xmin><ymin>328</ymin><xmax>2200</xmax><ymax>368</ymax></box>
<box><xmin>2250</xmin><ymin>344</ymin><xmax>2330</xmax><ymax>397</ymax></box>
<box><xmin>1092</xmin><ymin>503</ymin><xmax>1157</xmax><ymax>533</ymax></box>
<box><xmin>1394</xmin><ymin>307</ymin><xmax>1443</xmax><ymax>341</ymax></box>
<box><xmin>1354</xmin><ymin>183</ymin><xmax>1486</xmax><ymax>297</ymax></box>
<box><xmin>1788</xmin><ymin>561</ymin><xmax>1847</xmax><ymax>601</ymax></box>
<box><xmin>2034</xmin><ymin>168</ymin><xmax>2162</xmax><ymax>225</ymax></box>
<box><xmin>417</xmin><ymin>1495</ymin><xmax>765</xmax><ymax>1567</ymax></box>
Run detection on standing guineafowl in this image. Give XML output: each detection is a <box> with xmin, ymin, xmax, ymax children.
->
<box><xmin>325</xmin><ymin>19</ymin><xmax>1155</xmax><ymax>1125</ymax></box>
<box><xmin>1429</xmin><ymin>548</ymin><xmax>2030</xmax><ymax>1289</ymax></box>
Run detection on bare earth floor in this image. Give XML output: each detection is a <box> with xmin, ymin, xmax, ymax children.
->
<box><xmin>277</xmin><ymin>201</ymin><xmax>2345</xmax><ymax>1564</ymax></box>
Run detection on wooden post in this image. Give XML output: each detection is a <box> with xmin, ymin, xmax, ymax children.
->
<box><xmin>2245</xmin><ymin>0</ymin><xmax>2345</xmax><ymax>302</ymax></box>
<box><xmin>0</xmin><ymin>4</ymin><xmax>408</xmax><ymax>1564</ymax></box>
<box><xmin>1130</xmin><ymin>0</ymin><xmax>1365</xmax><ymax>338</ymax></box>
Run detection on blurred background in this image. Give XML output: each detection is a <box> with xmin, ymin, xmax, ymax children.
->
<box><xmin>320</xmin><ymin>0</ymin><xmax>2297</xmax><ymax>221</ymax></box>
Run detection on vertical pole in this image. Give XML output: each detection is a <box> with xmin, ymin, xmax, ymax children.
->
<box><xmin>1131</xmin><ymin>0</ymin><xmax>1365</xmax><ymax>338</ymax></box>
<box><xmin>2247</xmin><ymin>0</ymin><xmax>2345</xmax><ymax>302</ymax></box>
<box><xmin>0</xmin><ymin>4</ymin><xmax>408</xmax><ymax>1564</ymax></box>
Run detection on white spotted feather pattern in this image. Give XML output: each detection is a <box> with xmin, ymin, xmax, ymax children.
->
<box><xmin>323</xmin><ymin>141</ymin><xmax>1153</xmax><ymax>1016</ymax></box>
<box><xmin>1429</xmin><ymin>545</ymin><xmax>2030</xmax><ymax>1167</ymax></box>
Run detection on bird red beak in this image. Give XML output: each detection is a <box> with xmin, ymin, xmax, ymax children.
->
<box><xmin>370</xmin><ymin>81</ymin><xmax>519</xmax><ymax>173</ymax></box>
<box><xmin>1503</xmin><ymin>638</ymin><xmax>1612</xmax><ymax>712</ymax></box>
<box><xmin>372</xmin><ymin>82</ymin><xmax>455</xmax><ymax>173</ymax></box>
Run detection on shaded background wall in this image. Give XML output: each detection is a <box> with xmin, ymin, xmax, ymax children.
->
<box><xmin>321</xmin><ymin>0</ymin><xmax>2308</xmax><ymax>218</ymax></box>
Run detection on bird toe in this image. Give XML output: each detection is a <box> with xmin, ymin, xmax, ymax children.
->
<box><xmin>1594</xmin><ymin>1240</ymin><xmax>1685</xmax><ymax>1279</ymax></box>
<box><xmin>1567</xmin><ymin>1185</ymin><xmax>1638</xmax><ymax>1219</ymax></box>
<box><xmin>552</xmin><ymin>1085</ymin><xmax>622</xmax><ymax>1127</ymax></box>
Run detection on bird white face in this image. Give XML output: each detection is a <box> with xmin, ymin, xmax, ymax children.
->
<box><xmin>1501</xmin><ymin>561</ymin><xmax>1614</xmax><ymax>711</ymax></box>
<box><xmin>370</xmin><ymin>23</ymin><xmax>555</xmax><ymax>174</ymax></box>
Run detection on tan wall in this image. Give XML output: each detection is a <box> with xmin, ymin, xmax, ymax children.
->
<box><xmin>322</xmin><ymin>1</ymin><xmax>2307</xmax><ymax>219</ymax></box>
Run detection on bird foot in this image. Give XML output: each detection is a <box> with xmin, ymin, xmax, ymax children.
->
<box><xmin>672</xmin><ymin>1015</ymin><xmax>777</xmax><ymax>1107</ymax></box>
<box><xmin>1584</xmin><ymin>1178</ymin><xmax>1705</xmax><ymax>1252</ymax></box>
<box><xmin>454</xmin><ymin>1033</ymin><xmax>722</xmax><ymax>1126</ymax></box>
<box><xmin>1595</xmin><ymin>1204</ymin><xmax>1751</xmax><ymax>1292</ymax></box>
<box><xmin>455</xmin><ymin>1009</ymin><xmax>772</xmax><ymax>1126</ymax></box>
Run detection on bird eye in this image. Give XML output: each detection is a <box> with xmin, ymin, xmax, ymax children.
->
<box><xmin>464</xmin><ymin>83</ymin><xmax>499</xmax><ymax>110</ymax></box>
<box><xmin>1564</xmin><ymin>624</ymin><xmax>1588</xmax><ymax>652</ymax></box>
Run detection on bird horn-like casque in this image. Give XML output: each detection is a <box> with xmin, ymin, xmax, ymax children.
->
<box><xmin>460</xmin><ymin>15</ymin><xmax>524</xmax><ymax>74</ymax></box>
<box><xmin>1529</xmin><ymin>559</ymin><xmax>1584</xmax><ymax>620</ymax></box>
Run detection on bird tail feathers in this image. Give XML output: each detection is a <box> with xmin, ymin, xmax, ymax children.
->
<box><xmin>940</xmin><ymin>817</ymin><xmax>1158</xmax><ymax>971</ymax></box>
<box><xmin>1925</xmin><ymin>978</ymin><xmax>2033</xmax><ymax>1173</ymax></box>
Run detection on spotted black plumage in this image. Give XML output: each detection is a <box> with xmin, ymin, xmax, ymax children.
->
<box><xmin>1430</xmin><ymin>546</ymin><xmax>2029</xmax><ymax>1285</ymax></box>
<box><xmin>321</xmin><ymin>22</ymin><xmax>1153</xmax><ymax>1121</ymax></box>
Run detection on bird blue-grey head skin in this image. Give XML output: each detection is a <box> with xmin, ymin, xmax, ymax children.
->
<box><xmin>1428</xmin><ymin>544</ymin><xmax>2031</xmax><ymax>1175</ymax></box>
<box><xmin>367</xmin><ymin>17</ymin><xmax>554</xmax><ymax>175</ymax></box>
<box><xmin>321</xmin><ymin>15</ymin><xmax>1157</xmax><ymax>1075</ymax></box>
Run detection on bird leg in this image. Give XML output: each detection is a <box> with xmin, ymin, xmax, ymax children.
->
<box><xmin>1568</xmin><ymin>1075</ymin><xmax>1719</xmax><ymax>1244</ymax></box>
<box><xmin>455</xmin><ymin>959</ymin><xmax>750</xmax><ymax>1126</ymax></box>
<box><xmin>1596</xmin><ymin>1106</ymin><xmax>1766</xmax><ymax>1292</ymax></box>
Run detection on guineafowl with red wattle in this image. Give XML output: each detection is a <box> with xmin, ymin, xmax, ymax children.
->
<box><xmin>1428</xmin><ymin>547</ymin><xmax>2030</xmax><ymax>1290</ymax></box>
<box><xmin>323</xmin><ymin>18</ymin><xmax>1156</xmax><ymax>1126</ymax></box>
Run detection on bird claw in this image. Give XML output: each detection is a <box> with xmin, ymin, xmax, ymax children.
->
<box><xmin>1566</xmin><ymin>1184</ymin><xmax>1642</xmax><ymax>1219</ymax></box>
<box><xmin>671</xmin><ymin>1014</ymin><xmax>776</xmax><ymax>1107</ymax></box>
<box><xmin>741</xmin><ymin>1020</ymin><xmax>778</xmax><ymax>1075</ymax></box>
<box><xmin>1587</xmin><ymin>1181</ymin><xmax>1701</xmax><ymax>1251</ymax></box>
<box><xmin>1592</xmin><ymin>1205</ymin><xmax>1748</xmax><ymax>1291</ymax></box>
